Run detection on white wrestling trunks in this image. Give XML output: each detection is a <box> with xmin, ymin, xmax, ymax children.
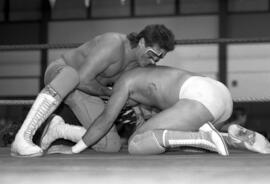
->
<box><xmin>179</xmin><ymin>76</ymin><xmax>233</xmax><ymax>125</ymax></box>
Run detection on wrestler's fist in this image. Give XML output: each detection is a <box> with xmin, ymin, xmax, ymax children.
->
<box><xmin>47</xmin><ymin>145</ymin><xmax>73</xmax><ymax>155</ymax></box>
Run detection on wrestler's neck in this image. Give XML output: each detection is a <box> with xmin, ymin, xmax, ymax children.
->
<box><xmin>123</xmin><ymin>39</ymin><xmax>140</xmax><ymax>71</ymax></box>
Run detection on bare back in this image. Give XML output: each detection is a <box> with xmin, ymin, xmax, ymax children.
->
<box><xmin>123</xmin><ymin>66</ymin><xmax>200</xmax><ymax>110</ymax></box>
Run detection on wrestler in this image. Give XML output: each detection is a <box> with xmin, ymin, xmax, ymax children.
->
<box><xmin>11</xmin><ymin>24</ymin><xmax>175</xmax><ymax>157</ymax></box>
<box><xmin>42</xmin><ymin>66</ymin><xmax>233</xmax><ymax>156</ymax></box>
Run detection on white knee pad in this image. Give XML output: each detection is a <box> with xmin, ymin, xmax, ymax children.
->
<box><xmin>128</xmin><ymin>131</ymin><xmax>165</xmax><ymax>155</ymax></box>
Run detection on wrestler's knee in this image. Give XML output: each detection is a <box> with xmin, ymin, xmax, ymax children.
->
<box><xmin>92</xmin><ymin>126</ymin><xmax>121</xmax><ymax>153</ymax></box>
<box><xmin>51</xmin><ymin>65</ymin><xmax>79</xmax><ymax>86</ymax></box>
<box><xmin>128</xmin><ymin>130</ymin><xmax>165</xmax><ymax>155</ymax></box>
<box><xmin>64</xmin><ymin>90</ymin><xmax>105</xmax><ymax>129</ymax></box>
<box><xmin>46</xmin><ymin>65</ymin><xmax>79</xmax><ymax>98</ymax></box>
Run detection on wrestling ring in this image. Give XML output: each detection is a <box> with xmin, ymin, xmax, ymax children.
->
<box><xmin>1</xmin><ymin>37</ymin><xmax>270</xmax><ymax>184</ymax></box>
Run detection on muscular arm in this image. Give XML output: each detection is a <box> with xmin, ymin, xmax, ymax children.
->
<box><xmin>78</xmin><ymin>80</ymin><xmax>112</xmax><ymax>97</ymax></box>
<box><xmin>71</xmin><ymin>80</ymin><xmax>131</xmax><ymax>153</ymax></box>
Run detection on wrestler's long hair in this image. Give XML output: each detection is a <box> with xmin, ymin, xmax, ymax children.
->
<box><xmin>127</xmin><ymin>24</ymin><xmax>175</xmax><ymax>51</ymax></box>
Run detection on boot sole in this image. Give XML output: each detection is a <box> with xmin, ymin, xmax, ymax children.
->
<box><xmin>206</xmin><ymin>122</ymin><xmax>229</xmax><ymax>156</ymax></box>
<box><xmin>10</xmin><ymin>150</ymin><xmax>43</xmax><ymax>157</ymax></box>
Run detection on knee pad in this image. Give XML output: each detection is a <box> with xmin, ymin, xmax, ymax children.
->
<box><xmin>92</xmin><ymin>126</ymin><xmax>121</xmax><ymax>153</ymax></box>
<box><xmin>46</xmin><ymin>65</ymin><xmax>79</xmax><ymax>98</ymax></box>
<box><xmin>44</xmin><ymin>59</ymin><xmax>66</xmax><ymax>85</ymax></box>
<box><xmin>128</xmin><ymin>131</ymin><xmax>165</xmax><ymax>155</ymax></box>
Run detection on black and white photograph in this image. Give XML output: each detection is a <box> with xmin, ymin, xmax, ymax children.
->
<box><xmin>0</xmin><ymin>0</ymin><xmax>270</xmax><ymax>183</ymax></box>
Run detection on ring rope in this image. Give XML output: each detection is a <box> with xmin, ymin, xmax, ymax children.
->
<box><xmin>175</xmin><ymin>37</ymin><xmax>270</xmax><ymax>45</ymax></box>
<box><xmin>0</xmin><ymin>43</ymin><xmax>81</xmax><ymax>51</ymax></box>
<box><xmin>1</xmin><ymin>37</ymin><xmax>270</xmax><ymax>105</ymax></box>
<box><xmin>1</xmin><ymin>37</ymin><xmax>270</xmax><ymax>51</ymax></box>
<box><xmin>0</xmin><ymin>100</ymin><xmax>35</xmax><ymax>105</ymax></box>
<box><xmin>0</xmin><ymin>96</ymin><xmax>270</xmax><ymax>106</ymax></box>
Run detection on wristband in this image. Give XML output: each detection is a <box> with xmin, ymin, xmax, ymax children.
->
<box><xmin>71</xmin><ymin>139</ymin><xmax>88</xmax><ymax>153</ymax></box>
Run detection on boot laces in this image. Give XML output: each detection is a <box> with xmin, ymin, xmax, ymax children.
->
<box><xmin>199</xmin><ymin>139</ymin><xmax>216</xmax><ymax>152</ymax></box>
<box><xmin>24</xmin><ymin>98</ymin><xmax>56</xmax><ymax>144</ymax></box>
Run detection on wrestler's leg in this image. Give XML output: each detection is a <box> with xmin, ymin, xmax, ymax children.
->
<box><xmin>64</xmin><ymin>90</ymin><xmax>104</xmax><ymax>129</ymax></box>
<box><xmin>134</xmin><ymin>99</ymin><xmax>214</xmax><ymax>134</ymax></box>
<box><xmin>40</xmin><ymin>115</ymin><xmax>85</xmax><ymax>150</ymax></box>
<box><xmin>65</xmin><ymin>90</ymin><xmax>121</xmax><ymax>152</ymax></box>
<box><xmin>40</xmin><ymin>115</ymin><xmax>121</xmax><ymax>153</ymax></box>
<box><xmin>11</xmin><ymin>60</ymin><xmax>79</xmax><ymax>157</ymax></box>
<box><xmin>128</xmin><ymin>99</ymin><xmax>228</xmax><ymax>156</ymax></box>
<box><xmin>40</xmin><ymin>90</ymin><xmax>121</xmax><ymax>152</ymax></box>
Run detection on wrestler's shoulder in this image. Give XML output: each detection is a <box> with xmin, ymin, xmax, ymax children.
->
<box><xmin>97</xmin><ymin>32</ymin><xmax>126</xmax><ymax>45</ymax></box>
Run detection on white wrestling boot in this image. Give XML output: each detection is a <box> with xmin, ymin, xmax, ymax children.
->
<box><xmin>11</xmin><ymin>87</ymin><xmax>61</xmax><ymax>157</ymax></box>
<box><xmin>228</xmin><ymin>124</ymin><xmax>270</xmax><ymax>154</ymax></box>
<box><xmin>198</xmin><ymin>123</ymin><xmax>229</xmax><ymax>156</ymax></box>
<box><xmin>163</xmin><ymin>122</ymin><xmax>229</xmax><ymax>156</ymax></box>
<box><xmin>41</xmin><ymin>115</ymin><xmax>121</xmax><ymax>153</ymax></box>
<box><xmin>40</xmin><ymin>115</ymin><xmax>86</xmax><ymax>150</ymax></box>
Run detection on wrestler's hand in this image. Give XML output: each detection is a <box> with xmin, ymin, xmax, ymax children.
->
<box><xmin>104</xmin><ymin>87</ymin><xmax>113</xmax><ymax>97</ymax></box>
<box><xmin>47</xmin><ymin>145</ymin><xmax>73</xmax><ymax>155</ymax></box>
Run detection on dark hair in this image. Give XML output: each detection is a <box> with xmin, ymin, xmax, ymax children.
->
<box><xmin>127</xmin><ymin>24</ymin><xmax>175</xmax><ymax>51</ymax></box>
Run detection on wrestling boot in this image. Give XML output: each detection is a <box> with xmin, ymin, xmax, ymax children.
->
<box><xmin>11</xmin><ymin>86</ymin><xmax>61</xmax><ymax>157</ymax></box>
<box><xmin>40</xmin><ymin>115</ymin><xmax>121</xmax><ymax>152</ymax></box>
<box><xmin>162</xmin><ymin>122</ymin><xmax>229</xmax><ymax>156</ymax></box>
<box><xmin>198</xmin><ymin>122</ymin><xmax>229</xmax><ymax>156</ymax></box>
<box><xmin>227</xmin><ymin>124</ymin><xmax>270</xmax><ymax>154</ymax></box>
<box><xmin>40</xmin><ymin>115</ymin><xmax>86</xmax><ymax>150</ymax></box>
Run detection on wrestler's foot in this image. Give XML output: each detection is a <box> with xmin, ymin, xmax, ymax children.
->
<box><xmin>11</xmin><ymin>135</ymin><xmax>43</xmax><ymax>157</ymax></box>
<box><xmin>11</xmin><ymin>88</ymin><xmax>61</xmax><ymax>157</ymax></box>
<box><xmin>40</xmin><ymin>115</ymin><xmax>65</xmax><ymax>150</ymax></box>
<box><xmin>228</xmin><ymin>124</ymin><xmax>270</xmax><ymax>154</ymax></box>
<box><xmin>199</xmin><ymin>123</ymin><xmax>229</xmax><ymax>156</ymax></box>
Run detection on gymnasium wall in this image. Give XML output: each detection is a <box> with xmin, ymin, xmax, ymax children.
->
<box><xmin>1</xmin><ymin>0</ymin><xmax>270</xmax><ymax>132</ymax></box>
